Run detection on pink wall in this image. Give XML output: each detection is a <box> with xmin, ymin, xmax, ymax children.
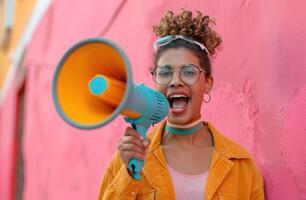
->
<box><xmin>1</xmin><ymin>0</ymin><xmax>305</xmax><ymax>199</ymax></box>
<box><xmin>0</xmin><ymin>81</ymin><xmax>18</xmax><ymax>200</ymax></box>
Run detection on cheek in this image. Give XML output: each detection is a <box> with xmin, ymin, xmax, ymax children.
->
<box><xmin>191</xmin><ymin>83</ymin><xmax>205</xmax><ymax>103</ymax></box>
<box><xmin>154</xmin><ymin>84</ymin><xmax>167</xmax><ymax>95</ymax></box>
<box><xmin>191</xmin><ymin>89</ymin><xmax>204</xmax><ymax>104</ymax></box>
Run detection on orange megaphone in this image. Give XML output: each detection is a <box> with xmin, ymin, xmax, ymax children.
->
<box><xmin>52</xmin><ymin>38</ymin><xmax>169</xmax><ymax>179</ymax></box>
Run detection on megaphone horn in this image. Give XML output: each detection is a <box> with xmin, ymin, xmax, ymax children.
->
<box><xmin>52</xmin><ymin>38</ymin><xmax>169</xmax><ymax>180</ymax></box>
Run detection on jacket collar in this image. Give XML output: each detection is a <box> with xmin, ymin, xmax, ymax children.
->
<box><xmin>146</xmin><ymin>121</ymin><xmax>251</xmax><ymax>200</ymax></box>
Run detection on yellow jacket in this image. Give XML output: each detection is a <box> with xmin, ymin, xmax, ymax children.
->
<box><xmin>98</xmin><ymin>122</ymin><xmax>264</xmax><ymax>200</ymax></box>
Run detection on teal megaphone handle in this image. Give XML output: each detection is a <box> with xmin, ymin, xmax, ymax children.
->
<box><xmin>128</xmin><ymin>158</ymin><xmax>143</xmax><ymax>180</ymax></box>
<box><xmin>128</xmin><ymin>124</ymin><xmax>148</xmax><ymax>180</ymax></box>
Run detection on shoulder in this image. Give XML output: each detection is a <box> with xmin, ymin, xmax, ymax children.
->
<box><xmin>147</xmin><ymin>121</ymin><xmax>166</xmax><ymax>150</ymax></box>
<box><xmin>207</xmin><ymin>122</ymin><xmax>262</xmax><ymax>176</ymax></box>
<box><xmin>207</xmin><ymin>122</ymin><xmax>251</xmax><ymax>160</ymax></box>
<box><xmin>208</xmin><ymin>122</ymin><xmax>263</xmax><ymax>181</ymax></box>
<box><xmin>220</xmin><ymin>133</ymin><xmax>252</xmax><ymax>159</ymax></box>
<box><xmin>221</xmin><ymin>135</ymin><xmax>261</xmax><ymax>176</ymax></box>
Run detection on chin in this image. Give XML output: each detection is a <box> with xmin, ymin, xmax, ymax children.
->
<box><xmin>167</xmin><ymin>112</ymin><xmax>193</xmax><ymax>125</ymax></box>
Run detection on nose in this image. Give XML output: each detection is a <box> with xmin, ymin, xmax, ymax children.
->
<box><xmin>169</xmin><ymin>71</ymin><xmax>184</xmax><ymax>87</ymax></box>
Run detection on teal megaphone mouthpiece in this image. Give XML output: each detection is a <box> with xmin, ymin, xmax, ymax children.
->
<box><xmin>89</xmin><ymin>76</ymin><xmax>108</xmax><ymax>95</ymax></box>
<box><xmin>124</xmin><ymin>83</ymin><xmax>169</xmax><ymax>180</ymax></box>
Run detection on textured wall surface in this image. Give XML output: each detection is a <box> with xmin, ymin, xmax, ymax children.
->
<box><xmin>0</xmin><ymin>83</ymin><xmax>18</xmax><ymax>200</ymax></box>
<box><xmin>1</xmin><ymin>0</ymin><xmax>306</xmax><ymax>199</ymax></box>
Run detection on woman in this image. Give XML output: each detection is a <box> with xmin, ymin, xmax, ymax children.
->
<box><xmin>98</xmin><ymin>9</ymin><xmax>264</xmax><ymax>200</ymax></box>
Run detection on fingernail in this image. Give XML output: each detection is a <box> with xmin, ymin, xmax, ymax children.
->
<box><xmin>139</xmin><ymin>136</ymin><xmax>144</xmax><ymax>141</ymax></box>
<box><xmin>143</xmin><ymin>140</ymin><xmax>149</xmax><ymax>146</ymax></box>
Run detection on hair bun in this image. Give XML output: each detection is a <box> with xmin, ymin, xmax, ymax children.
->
<box><xmin>153</xmin><ymin>9</ymin><xmax>222</xmax><ymax>56</ymax></box>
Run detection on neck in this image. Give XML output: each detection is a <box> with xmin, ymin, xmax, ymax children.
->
<box><xmin>167</xmin><ymin>117</ymin><xmax>202</xmax><ymax>129</ymax></box>
<box><xmin>162</xmin><ymin>122</ymin><xmax>213</xmax><ymax>147</ymax></box>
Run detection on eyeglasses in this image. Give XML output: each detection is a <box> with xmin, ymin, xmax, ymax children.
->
<box><xmin>153</xmin><ymin>35</ymin><xmax>210</xmax><ymax>55</ymax></box>
<box><xmin>151</xmin><ymin>64</ymin><xmax>204</xmax><ymax>85</ymax></box>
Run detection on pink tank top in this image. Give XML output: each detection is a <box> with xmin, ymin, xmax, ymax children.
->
<box><xmin>167</xmin><ymin>164</ymin><xmax>209</xmax><ymax>200</ymax></box>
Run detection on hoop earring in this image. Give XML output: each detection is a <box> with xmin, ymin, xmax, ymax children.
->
<box><xmin>203</xmin><ymin>92</ymin><xmax>211</xmax><ymax>103</ymax></box>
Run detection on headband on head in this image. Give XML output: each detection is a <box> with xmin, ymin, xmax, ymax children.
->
<box><xmin>153</xmin><ymin>35</ymin><xmax>210</xmax><ymax>56</ymax></box>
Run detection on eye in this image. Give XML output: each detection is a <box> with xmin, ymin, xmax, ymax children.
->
<box><xmin>158</xmin><ymin>70</ymin><xmax>172</xmax><ymax>77</ymax></box>
<box><xmin>182</xmin><ymin>68</ymin><xmax>197</xmax><ymax>77</ymax></box>
<box><xmin>183</xmin><ymin>70</ymin><xmax>196</xmax><ymax>77</ymax></box>
<box><xmin>182</xmin><ymin>64</ymin><xmax>199</xmax><ymax>77</ymax></box>
<box><xmin>156</xmin><ymin>66</ymin><xmax>172</xmax><ymax>77</ymax></box>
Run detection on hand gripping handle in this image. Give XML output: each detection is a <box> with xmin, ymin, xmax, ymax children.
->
<box><xmin>128</xmin><ymin>124</ymin><xmax>148</xmax><ymax>180</ymax></box>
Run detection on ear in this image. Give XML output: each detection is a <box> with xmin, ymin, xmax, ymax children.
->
<box><xmin>204</xmin><ymin>76</ymin><xmax>213</xmax><ymax>93</ymax></box>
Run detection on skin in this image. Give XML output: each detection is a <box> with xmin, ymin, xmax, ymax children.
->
<box><xmin>117</xmin><ymin>47</ymin><xmax>215</xmax><ymax>175</ymax></box>
<box><xmin>156</xmin><ymin>48</ymin><xmax>215</xmax><ymax>175</ymax></box>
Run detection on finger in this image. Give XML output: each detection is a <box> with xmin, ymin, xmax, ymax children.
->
<box><xmin>118</xmin><ymin>143</ymin><xmax>146</xmax><ymax>154</ymax></box>
<box><xmin>116</xmin><ymin>138</ymin><xmax>122</xmax><ymax>148</ymax></box>
<box><xmin>125</xmin><ymin>135</ymin><xmax>151</xmax><ymax>150</ymax></box>
<box><xmin>121</xmin><ymin>135</ymin><xmax>146</xmax><ymax>150</ymax></box>
<box><xmin>124</xmin><ymin>127</ymin><xmax>141</xmax><ymax>138</ymax></box>
<box><xmin>142</xmin><ymin>138</ymin><xmax>150</xmax><ymax>147</ymax></box>
<box><xmin>123</xmin><ymin>151</ymin><xmax>145</xmax><ymax>161</ymax></box>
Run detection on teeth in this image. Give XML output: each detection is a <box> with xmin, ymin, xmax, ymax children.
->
<box><xmin>168</xmin><ymin>94</ymin><xmax>189</xmax><ymax>109</ymax></box>
<box><xmin>169</xmin><ymin>94</ymin><xmax>188</xmax><ymax>98</ymax></box>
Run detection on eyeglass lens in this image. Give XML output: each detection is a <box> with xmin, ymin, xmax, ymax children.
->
<box><xmin>153</xmin><ymin>64</ymin><xmax>201</xmax><ymax>85</ymax></box>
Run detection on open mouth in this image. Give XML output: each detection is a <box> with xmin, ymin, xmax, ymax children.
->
<box><xmin>167</xmin><ymin>94</ymin><xmax>190</xmax><ymax>110</ymax></box>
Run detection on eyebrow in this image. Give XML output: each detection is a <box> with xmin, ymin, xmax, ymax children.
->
<box><xmin>155</xmin><ymin>63</ymin><xmax>199</xmax><ymax>69</ymax></box>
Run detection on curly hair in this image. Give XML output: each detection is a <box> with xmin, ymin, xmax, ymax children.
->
<box><xmin>152</xmin><ymin>9</ymin><xmax>222</xmax><ymax>77</ymax></box>
<box><xmin>153</xmin><ymin>9</ymin><xmax>222</xmax><ymax>56</ymax></box>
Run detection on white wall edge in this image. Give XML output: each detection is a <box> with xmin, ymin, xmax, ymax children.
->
<box><xmin>0</xmin><ymin>0</ymin><xmax>52</xmax><ymax>106</ymax></box>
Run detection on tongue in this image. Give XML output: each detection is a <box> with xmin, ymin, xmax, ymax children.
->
<box><xmin>172</xmin><ymin>98</ymin><xmax>188</xmax><ymax>109</ymax></box>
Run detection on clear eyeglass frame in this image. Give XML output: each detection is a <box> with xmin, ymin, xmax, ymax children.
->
<box><xmin>151</xmin><ymin>64</ymin><xmax>204</xmax><ymax>86</ymax></box>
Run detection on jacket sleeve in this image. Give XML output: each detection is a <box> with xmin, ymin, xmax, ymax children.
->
<box><xmin>251</xmin><ymin>185</ymin><xmax>265</xmax><ymax>200</ymax></box>
<box><xmin>250</xmin><ymin>160</ymin><xmax>265</xmax><ymax>200</ymax></box>
<box><xmin>97</xmin><ymin>151</ymin><xmax>141</xmax><ymax>200</ymax></box>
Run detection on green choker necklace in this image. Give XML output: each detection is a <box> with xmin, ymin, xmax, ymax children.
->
<box><xmin>165</xmin><ymin>121</ymin><xmax>204</xmax><ymax>135</ymax></box>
